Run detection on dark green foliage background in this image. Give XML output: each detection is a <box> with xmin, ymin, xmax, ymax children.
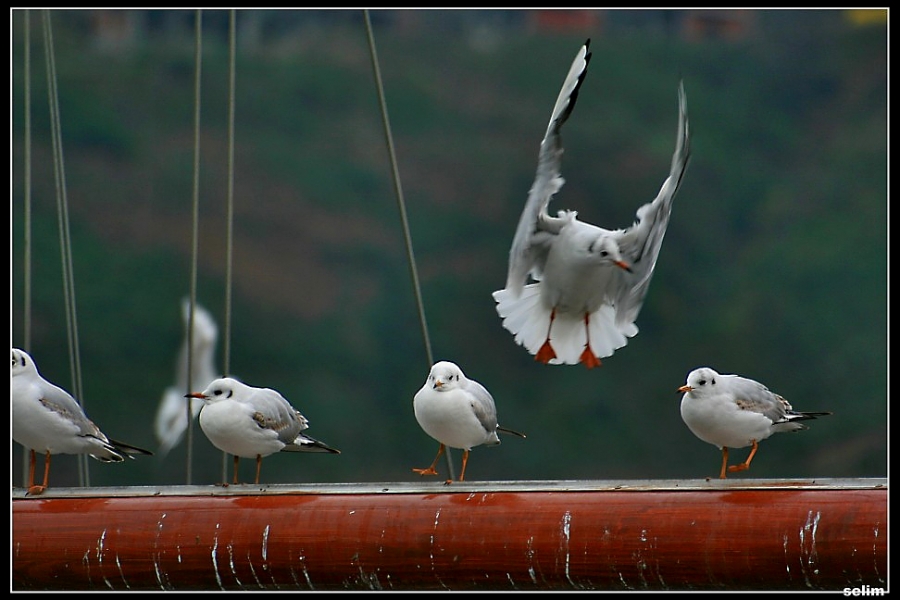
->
<box><xmin>11</xmin><ymin>9</ymin><xmax>886</xmax><ymax>487</ymax></box>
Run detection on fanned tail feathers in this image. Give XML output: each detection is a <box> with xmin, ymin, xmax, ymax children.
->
<box><xmin>493</xmin><ymin>285</ymin><xmax>637</xmax><ymax>365</ymax></box>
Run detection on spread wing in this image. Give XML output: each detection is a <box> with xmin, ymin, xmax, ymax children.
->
<box><xmin>505</xmin><ymin>40</ymin><xmax>592</xmax><ymax>295</ymax></box>
<box><xmin>612</xmin><ymin>80</ymin><xmax>690</xmax><ymax>327</ymax></box>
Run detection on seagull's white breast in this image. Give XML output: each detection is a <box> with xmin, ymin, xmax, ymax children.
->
<box><xmin>12</xmin><ymin>380</ymin><xmax>94</xmax><ymax>455</ymax></box>
<box><xmin>199</xmin><ymin>399</ymin><xmax>285</xmax><ymax>458</ymax></box>
<box><xmin>413</xmin><ymin>386</ymin><xmax>493</xmax><ymax>451</ymax></box>
<box><xmin>541</xmin><ymin>222</ymin><xmax>618</xmax><ymax>314</ymax></box>
<box><xmin>680</xmin><ymin>392</ymin><xmax>778</xmax><ymax>449</ymax></box>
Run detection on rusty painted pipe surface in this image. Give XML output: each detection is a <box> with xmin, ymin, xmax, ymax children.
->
<box><xmin>12</xmin><ymin>479</ymin><xmax>887</xmax><ymax>591</ymax></box>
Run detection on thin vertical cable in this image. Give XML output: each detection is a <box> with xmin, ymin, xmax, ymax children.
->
<box><xmin>42</xmin><ymin>9</ymin><xmax>88</xmax><ymax>486</ymax></box>
<box><xmin>21</xmin><ymin>9</ymin><xmax>33</xmax><ymax>488</ymax></box>
<box><xmin>362</xmin><ymin>11</ymin><xmax>454</xmax><ymax>480</ymax></box>
<box><xmin>185</xmin><ymin>9</ymin><xmax>203</xmax><ymax>485</ymax></box>
<box><xmin>362</xmin><ymin>11</ymin><xmax>433</xmax><ymax>369</ymax></box>
<box><xmin>223</xmin><ymin>9</ymin><xmax>236</xmax><ymax>380</ymax></box>
<box><xmin>23</xmin><ymin>10</ymin><xmax>32</xmax><ymax>353</ymax></box>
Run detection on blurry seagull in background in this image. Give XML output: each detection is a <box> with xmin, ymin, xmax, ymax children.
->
<box><xmin>154</xmin><ymin>298</ymin><xmax>220</xmax><ymax>457</ymax></box>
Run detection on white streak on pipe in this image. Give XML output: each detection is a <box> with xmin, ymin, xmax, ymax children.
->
<box><xmin>561</xmin><ymin>511</ymin><xmax>580</xmax><ymax>589</ymax></box>
<box><xmin>115</xmin><ymin>553</ymin><xmax>130</xmax><ymax>590</ymax></box>
<box><xmin>211</xmin><ymin>523</ymin><xmax>224</xmax><ymax>590</ymax></box>
<box><xmin>97</xmin><ymin>530</ymin><xmax>113</xmax><ymax>590</ymax></box>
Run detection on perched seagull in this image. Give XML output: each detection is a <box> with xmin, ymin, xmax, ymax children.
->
<box><xmin>12</xmin><ymin>347</ymin><xmax>152</xmax><ymax>495</ymax></box>
<box><xmin>186</xmin><ymin>377</ymin><xmax>339</xmax><ymax>485</ymax></box>
<box><xmin>412</xmin><ymin>361</ymin><xmax>525</xmax><ymax>484</ymax></box>
<box><xmin>154</xmin><ymin>299</ymin><xmax>220</xmax><ymax>457</ymax></box>
<box><xmin>679</xmin><ymin>367</ymin><xmax>832</xmax><ymax>479</ymax></box>
<box><xmin>493</xmin><ymin>39</ymin><xmax>691</xmax><ymax>368</ymax></box>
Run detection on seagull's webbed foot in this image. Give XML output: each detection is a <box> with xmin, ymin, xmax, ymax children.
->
<box><xmin>580</xmin><ymin>313</ymin><xmax>602</xmax><ymax>369</ymax></box>
<box><xmin>535</xmin><ymin>341</ymin><xmax>557</xmax><ymax>364</ymax></box>
<box><xmin>579</xmin><ymin>347</ymin><xmax>602</xmax><ymax>369</ymax></box>
<box><xmin>412</xmin><ymin>467</ymin><xmax>440</xmax><ymax>477</ymax></box>
<box><xmin>726</xmin><ymin>440</ymin><xmax>759</xmax><ymax>474</ymax></box>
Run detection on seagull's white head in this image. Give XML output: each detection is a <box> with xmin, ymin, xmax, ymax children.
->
<box><xmin>187</xmin><ymin>377</ymin><xmax>241</xmax><ymax>404</ymax></box>
<box><xmin>585</xmin><ymin>235</ymin><xmax>632</xmax><ymax>272</ymax></box>
<box><xmin>11</xmin><ymin>348</ymin><xmax>38</xmax><ymax>379</ymax></box>
<box><xmin>426</xmin><ymin>361</ymin><xmax>466</xmax><ymax>392</ymax></box>
<box><xmin>678</xmin><ymin>367</ymin><xmax>721</xmax><ymax>395</ymax></box>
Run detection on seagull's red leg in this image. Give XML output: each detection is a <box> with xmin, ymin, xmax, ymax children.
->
<box><xmin>535</xmin><ymin>308</ymin><xmax>558</xmax><ymax>364</ymax></box>
<box><xmin>457</xmin><ymin>449</ymin><xmax>471</xmax><ymax>483</ymax></box>
<box><xmin>27</xmin><ymin>449</ymin><xmax>36</xmax><ymax>490</ymax></box>
<box><xmin>718</xmin><ymin>447</ymin><xmax>729</xmax><ymax>479</ymax></box>
<box><xmin>255</xmin><ymin>454</ymin><xmax>262</xmax><ymax>485</ymax></box>
<box><xmin>41</xmin><ymin>451</ymin><xmax>51</xmax><ymax>488</ymax></box>
<box><xmin>579</xmin><ymin>313</ymin><xmax>602</xmax><ymax>369</ymax></box>
<box><xmin>728</xmin><ymin>440</ymin><xmax>759</xmax><ymax>473</ymax></box>
<box><xmin>28</xmin><ymin>450</ymin><xmax>50</xmax><ymax>495</ymax></box>
<box><xmin>412</xmin><ymin>443</ymin><xmax>445</xmax><ymax>477</ymax></box>
<box><xmin>233</xmin><ymin>455</ymin><xmax>241</xmax><ymax>485</ymax></box>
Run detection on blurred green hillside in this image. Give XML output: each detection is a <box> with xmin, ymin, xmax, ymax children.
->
<box><xmin>11</xmin><ymin>9</ymin><xmax>887</xmax><ymax>488</ymax></box>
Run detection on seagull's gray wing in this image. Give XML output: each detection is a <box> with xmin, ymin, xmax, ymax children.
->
<box><xmin>247</xmin><ymin>387</ymin><xmax>306</xmax><ymax>445</ymax></box>
<box><xmin>505</xmin><ymin>40</ymin><xmax>592</xmax><ymax>294</ymax></box>
<box><xmin>35</xmin><ymin>380</ymin><xmax>108</xmax><ymax>442</ymax></box>
<box><xmin>249</xmin><ymin>388</ymin><xmax>339</xmax><ymax>454</ymax></box>
<box><xmin>612</xmin><ymin>80</ymin><xmax>690</xmax><ymax>327</ymax></box>
<box><xmin>729</xmin><ymin>376</ymin><xmax>790</xmax><ymax>424</ymax></box>
<box><xmin>465</xmin><ymin>379</ymin><xmax>500</xmax><ymax>437</ymax></box>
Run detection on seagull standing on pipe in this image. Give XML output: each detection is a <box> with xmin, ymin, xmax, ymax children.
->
<box><xmin>186</xmin><ymin>377</ymin><xmax>339</xmax><ymax>485</ymax></box>
<box><xmin>679</xmin><ymin>367</ymin><xmax>832</xmax><ymax>479</ymax></box>
<box><xmin>12</xmin><ymin>347</ymin><xmax>153</xmax><ymax>495</ymax></box>
<box><xmin>413</xmin><ymin>360</ymin><xmax>525</xmax><ymax>484</ymax></box>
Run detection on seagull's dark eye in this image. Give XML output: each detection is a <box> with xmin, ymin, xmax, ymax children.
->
<box><xmin>698</xmin><ymin>379</ymin><xmax>706</xmax><ymax>386</ymax></box>
<box><xmin>600</xmin><ymin>250</ymin><xmax>609</xmax><ymax>257</ymax></box>
<box><xmin>213</xmin><ymin>389</ymin><xmax>223</xmax><ymax>396</ymax></box>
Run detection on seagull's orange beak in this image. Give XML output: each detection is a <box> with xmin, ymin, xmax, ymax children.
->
<box><xmin>433</xmin><ymin>380</ymin><xmax>444</xmax><ymax>390</ymax></box>
<box><xmin>677</xmin><ymin>385</ymin><xmax>692</xmax><ymax>393</ymax></box>
<box><xmin>615</xmin><ymin>260</ymin><xmax>632</xmax><ymax>273</ymax></box>
<box><xmin>184</xmin><ymin>392</ymin><xmax>206</xmax><ymax>399</ymax></box>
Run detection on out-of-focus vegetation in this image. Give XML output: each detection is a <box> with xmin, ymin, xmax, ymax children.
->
<box><xmin>11</xmin><ymin>9</ymin><xmax>886</xmax><ymax>488</ymax></box>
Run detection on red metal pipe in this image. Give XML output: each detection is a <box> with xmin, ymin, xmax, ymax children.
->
<box><xmin>12</xmin><ymin>479</ymin><xmax>887</xmax><ymax>591</ymax></box>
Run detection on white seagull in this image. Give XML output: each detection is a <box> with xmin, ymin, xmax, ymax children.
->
<box><xmin>154</xmin><ymin>299</ymin><xmax>220</xmax><ymax>457</ymax></box>
<box><xmin>679</xmin><ymin>367</ymin><xmax>832</xmax><ymax>479</ymax></box>
<box><xmin>493</xmin><ymin>39</ymin><xmax>691</xmax><ymax>368</ymax></box>
<box><xmin>186</xmin><ymin>377</ymin><xmax>339</xmax><ymax>485</ymax></box>
<box><xmin>12</xmin><ymin>347</ymin><xmax>152</xmax><ymax>495</ymax></box>
<box><xmin>412</xmin><ymin>361</ymin><xmax>525</xmax><ymax>484</ymax></box>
